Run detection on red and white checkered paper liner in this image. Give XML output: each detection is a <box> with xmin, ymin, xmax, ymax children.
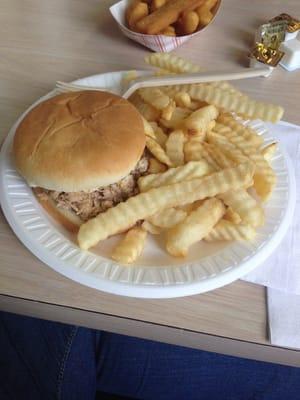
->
<box><xmin>110</xmin><ymin>0</ymin><xmax>217</xmax><ymax>53</ymax></box>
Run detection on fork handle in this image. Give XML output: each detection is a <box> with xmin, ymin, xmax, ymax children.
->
<box><xmin>123</xmin><ymin>67</ymin><xmax>271</xmax><ymax>98</ymax></box>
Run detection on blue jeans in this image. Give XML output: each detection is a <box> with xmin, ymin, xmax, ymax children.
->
<box><xmin>0</xmin><ymin>311</ymin><xmax>299</xmax><ymax>400</ymax></box>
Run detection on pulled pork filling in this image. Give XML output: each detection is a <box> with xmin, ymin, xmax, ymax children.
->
<box><xmin>35</xmin><ymin>155</ymin><xmax>149</xmax><ymax>222</ymax></box>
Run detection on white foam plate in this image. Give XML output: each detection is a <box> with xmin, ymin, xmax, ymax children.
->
<box><xmin>0</xmin><ymin>71</ymin><xmax>296</xmax><ymax>298</ymax></box>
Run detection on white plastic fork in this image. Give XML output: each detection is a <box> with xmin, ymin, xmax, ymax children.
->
<box><xmin>56</xmin><ymin>66</ymin><xmax>271</xmax><ymax>99</ymax></box>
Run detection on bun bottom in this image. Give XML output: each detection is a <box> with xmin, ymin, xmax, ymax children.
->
<box><xmin>33</xmin><ymin>189</ymin><xmax>82</xmax><ymax>233</ymax></box>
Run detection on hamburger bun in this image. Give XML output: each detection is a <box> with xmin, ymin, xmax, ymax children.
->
<box><xmin>13</xmin><ymin>90</ymin><xmax>146</xmax><ymax>192</ymax></box>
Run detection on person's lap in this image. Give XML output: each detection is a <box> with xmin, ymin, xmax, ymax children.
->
<box><xmin>0</xmin><ymin>311</ymin><xmax>299</xmax><ymax>400</ymax></box>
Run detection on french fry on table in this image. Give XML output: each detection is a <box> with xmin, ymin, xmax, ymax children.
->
<box><xmin>138</xmin><ymin>160</ymin><xmax>212</xmax><ymax>192</ymax></box>
<box><xmin>204</xmin><ymin>220</ymin><xmax>256</xmax><ymax>241</ymax></box>
<box><xmin>166</xmin><ymin>198</ymin><xmax>225</xmax><ymax>257</ymax></box>
<box><xmin>112</xmin><ymin>227</ymin><xmax>147</xmax><ymax>264</ymax></box>
<box><xmin>78</xmin><ymin>162</ymin><xmax>254</xmax><ymax>249</ymax></box>
<box><xmin>165</xmin><ymin>130</ymin><xmax>186</xmax><ymax>166</ymax></box>
<box><xmin>145</xmin><ymin>53</ymin><xmax>201</xmax><ymax>74</ymax></box>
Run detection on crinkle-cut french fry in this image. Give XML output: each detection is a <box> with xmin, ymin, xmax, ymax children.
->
<box><xmin>261</xmin><ymin>142</ymin><xmax>278</xmax><ymax>162</ymax></box>
<box><xmin>219</xmin><ymin>190</ymin><xmax>265</xmax><ymax>227</ymax></box>
<box><xmin>166</xmin><ymin>198</ymin><xmax>225</xmax><ymax>257</ymax></box>
<box><xmin>147</xmin><ymin>122</ymin><xmax>168</xmax><ymax>149</ymax></box>
<box><xmin>207</xmin><ymin>120</ymin><xmax>216</xmax><ymax>131</ymax></box>
<box><xmin>130</xmin><ymin>93</ymin><xmax>161</xmax><ymax>121</ymax></box>
<box><xmin>148</xmin><ymin>157</ymin><xmax>168</xmax><ymax>173</ymax></box>
<box><xmin>142</xmin><ymin>117</ymin><xmax>156</xmax><ymax>139</ymax></box>
<box><xmin>223</xmin><ymin>207</ymin><xmax>242</xmax><ymax>224</ymax></box>
<box><xmin>159</xmin><ymin>107</ymin><xmax>191</xmax><ymax>129</ymax></box>
<box><xmin>163</xmin><ymin>82</ymin><xmax>245</xmax><ymax>101</ymax></box>
<box><xmin>177</xmin><ymin>203</ymin><xmax>197</xmax><ymax>213</ymax></box>
<box><xmin>181</xmin><ymin>105</ymin><xmax>219</xmax><ymax>136</ymax></box>
<box><xmin>78</xmin><ymin>162</ymin><xmax>254</xmax><ymax>249</ymax></box>
<box><xmin>139</xmin><ymin>88</ymin><xmax>171</xmax><ymax>110</ymax></box>
<box><xmin>148</xmin><ymin>207</ymin><xmax>187</xmax><ymax>228</ymax></box>
<box><xmin>146</xmin><ymin>137</ymin><xmax>173</xmax><ymax>166</ymax></box>
<box><xmin>165</xmin><ymin>130</ymin><xmax>186</xmax><ymax>166</ymax></box>
<box><xmin>174</xmin><ymin>92</ymin><xmax>191</xmax><ymax>108</ymax></box>
<box><xmin>186</xmin><ymin>142</ymin><xmax>262</xmax><ymax>225</ymax></box>
<box><xmin>213</xmin><ymin>123</ymin><xmax>259</xmax><ymax>155</ymax></box>
<box><xmin>204</xmin><ymin>220</ymin><xmax>256</xmax><ymax>241</ymax></box>
<box><xmin>214</xmin><ymin>124</ymin><xmax>276</xmax><ymax>200</ymax></box>
<box><xmin>187</xmin><ymin>100</ymin><xmax>208</xmax><ymax>110</ymax></box>
<box><xmin>184</xmin><ymin>140</ymin><xmax>219</xmax><ymax>169</ymax></box>
<box><xmin>111</xmin><ymin>227</ymin><xmax>147</xmax><ymax>264</ymax></box>
<box><xmin>202</xmin><ymin>142</ymin><xmax>232</xmax><ymax>168</ymax></box>
<box><xmin>162</xmin><ymin>84</ymin><xmax>284</xmax><ymax>123</ymax></box>
<box><xmin>208</xmin><ymin>81</ymin><xmax>244</xmax><ymax>97</ymax></box>
<box><xmin>206</xmin><ymin>131</ymin><xmax>249</xmax><ymax>164</ymax></box>
<box><xmin>161</xmin><ymin>99</ymin><xmax>176</xmax><ymax>120</ymax></box>
<box><xmin>149</xmin><ymin>121</ymin><xmax>168</xmax><ymax>147</ymax></box>
<box><xmin>142</xmin><ymin>220</ymin><xmax>162</xmax><ymax>234</ymax></box>
<box><xmin>144</xmin><ymin>53</ymin><xmax>201</xmax><ymax>73</ymax></box>
<box><xmin>154</xmin><ymin>69</ymin><xmax>177</xmax><ymax>76</ymax></box>
<box><xmin>217</xmin><ymin>114</ymin><xmax>264</xmax><ymax>148</ymax></box>
<box><xmin>138</xmin><ymin>160</ymin><xmax>212</xmax><ymax>192</ymax></box>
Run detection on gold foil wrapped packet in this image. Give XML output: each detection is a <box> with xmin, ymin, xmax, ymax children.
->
<box><xmin>259</xmin><ymin>21</ymin><xmax>287</xmax><ymax>50</ymax></box>
<box><xmin>269</xmin><ymin>13</ymin><xmax>300</xmax><ymax>33</ymax></box>
<box><xmin>250</xmin><ymin>42</ymin><xmax>284</xmax><ymax>67</ymax></box>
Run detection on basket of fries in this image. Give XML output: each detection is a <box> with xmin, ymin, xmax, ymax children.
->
<box><xmin>110</xmin><ymin>0</ymin><xmax>221</xmax><ymax>52</ymax></box>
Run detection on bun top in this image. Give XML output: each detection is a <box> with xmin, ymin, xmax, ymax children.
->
<box><xmin>13</xmin><ymin>90</ymin><xmax>146</xmax><ymax>192</ymax></box>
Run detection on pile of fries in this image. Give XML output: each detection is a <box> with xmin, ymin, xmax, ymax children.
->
<box><xmin>126</xmin><ymin>0</ymin><xmax>219</xmax><ymax>36</ymax></box>
<box><xmin>78</xmin><ymin>53</ymin><xmax>283</xmax><ymax>264</ymax></box>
